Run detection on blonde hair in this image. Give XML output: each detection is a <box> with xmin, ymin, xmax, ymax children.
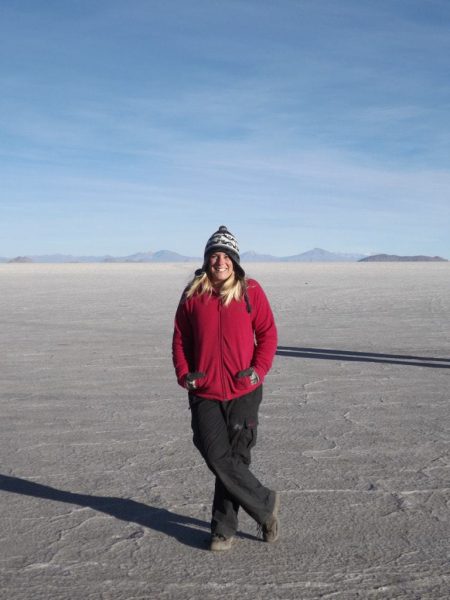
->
<box><xmin>185</xmin><ymin>270</ymin><xmax>246</xmax><ymax>307</ymax></box>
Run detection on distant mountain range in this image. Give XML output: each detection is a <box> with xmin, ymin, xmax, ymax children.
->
<box><xmin>359</xmin><ymin>254</ymin><xmax>447</xmax><ymax>262</ymax></box>
<box><xmin>242</xmin><ymin>248</ymin><xmax>366</xmax><ymax>262</ymax></box>
<box><xmin>2</xmin><ymin>250</ymin><xmax>199</xmax><ymax>264</ymax></box>
<box><xmin>1</xmin><ymin>248</ymin><xmax>447</xmax><ymax>263</ymax></box>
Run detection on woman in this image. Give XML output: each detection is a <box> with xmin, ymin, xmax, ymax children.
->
<box><xmin>172</xmin><ymin>225</ymin><xmax>279</xmax><ymax>551</ymax></box>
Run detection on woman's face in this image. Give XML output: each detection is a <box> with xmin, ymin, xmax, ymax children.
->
<box><xmin>208</xmin><ymin>251</ymin><xmax>234</xmax><ymax>286</ymax></box>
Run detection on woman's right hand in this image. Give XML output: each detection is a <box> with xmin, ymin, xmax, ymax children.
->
<box><xmin>185</xmin><ymin>372</ymin><xmax>206</xmax><ymax>391</ymax></box>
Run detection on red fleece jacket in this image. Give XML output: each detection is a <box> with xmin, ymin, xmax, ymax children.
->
<box><xmin>172</xmin><ymin>279</ymin><xmax>277</xmax><ymax>401</ymax></box>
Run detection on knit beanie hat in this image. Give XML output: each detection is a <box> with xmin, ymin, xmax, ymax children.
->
<box><xmin>199</xmin><ymin>225</ymin><xmax>245</xmax><ymax>278</ymax></box>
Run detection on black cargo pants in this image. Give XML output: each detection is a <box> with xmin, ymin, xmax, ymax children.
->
<box><xmin>189</xmin><ymin>385</ymin><xmax>275</xmax><ymax>538</ymax></box>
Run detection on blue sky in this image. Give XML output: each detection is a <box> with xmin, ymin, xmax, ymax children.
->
<box><xmin>1</xmin><ymin>0</ymin><xmax>449</xmax><ymax>257</ymax></box>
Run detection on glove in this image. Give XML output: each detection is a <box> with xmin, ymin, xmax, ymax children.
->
<box><xmin>237</xmin><ymin>367</ymin><xmax>260</xmax><ymax>385</ymax></box>
<box><xmin>185</xmin><ymin>372</ymin><xmax>206</xmax><ymax>391</ymax></box>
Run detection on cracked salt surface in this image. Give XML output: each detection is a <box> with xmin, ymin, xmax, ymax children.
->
<box><xmin>0</xmin><ymin>263</ymin><xmax>449</xmax><ymax>599</ymax></box>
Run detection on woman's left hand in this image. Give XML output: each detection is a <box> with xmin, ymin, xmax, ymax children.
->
<box><xmin>237</xmin><ymin>367</ymin><xmax>260</xmax><ymax>385</ymax></box>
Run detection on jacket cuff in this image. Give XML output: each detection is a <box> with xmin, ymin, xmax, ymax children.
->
<box><xmin>178</xmin><ymin>374</ymin><xmax>188</xmax><ymax>389</ymax></box>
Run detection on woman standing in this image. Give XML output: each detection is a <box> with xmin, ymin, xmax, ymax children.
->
<box><xmin>172</xmin><ymin>225</ymin><xmax>279</xmax><ymax>551</ymax></box>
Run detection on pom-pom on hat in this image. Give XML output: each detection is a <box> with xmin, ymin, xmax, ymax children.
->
<box><xmin>199</xmin><ymin>225</ymin><xmax>245</xmax><ymax>278</ymax></box>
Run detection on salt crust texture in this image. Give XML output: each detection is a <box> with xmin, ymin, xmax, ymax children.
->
<box><xmin>0</xmin><ymin>263</ymin><xmax>449</xmax><ymax>600</ymax></box>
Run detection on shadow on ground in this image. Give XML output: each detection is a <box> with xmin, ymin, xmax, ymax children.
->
<box><xmin>0</xmin><ymin>474</ymin><xmax>220</xmax><ymax>549</ymax></box>
<box><xmin>276</xmin><ymin>346</ymin><xmax>450</xmax><ymax>369</ymax></box>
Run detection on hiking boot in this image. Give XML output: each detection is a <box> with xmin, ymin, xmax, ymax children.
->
<box><xmin>210</xmin><ymin>533</ymin><xmax>233</xmax><ymax>552</ymax></box>
<box><xmin>262</xmin><ymin>491</ymin><xmax>280</xmax><ymax>543</ymax></box>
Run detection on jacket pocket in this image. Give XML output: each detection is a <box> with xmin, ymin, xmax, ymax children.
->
<box><xmin>233</xmin><ymin>374</ymin><xmax>252</xmax><ymax>392</ymax></box>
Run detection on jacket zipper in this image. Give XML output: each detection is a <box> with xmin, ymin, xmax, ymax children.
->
<box><xmin>218</xmin><ymin>299</ymin><xmax>226</xmax><ymax>399</ymax></box>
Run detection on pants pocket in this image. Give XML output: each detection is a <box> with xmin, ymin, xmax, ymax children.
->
<box><xmin>230</xmin><ymin>417</ymin><xmax>258</xmax><ymax>465</ymax></box>
<box><xmin>244</xmin><ymin>417</ymin><xmax>258</xmax><ymax>450</ymax></box>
